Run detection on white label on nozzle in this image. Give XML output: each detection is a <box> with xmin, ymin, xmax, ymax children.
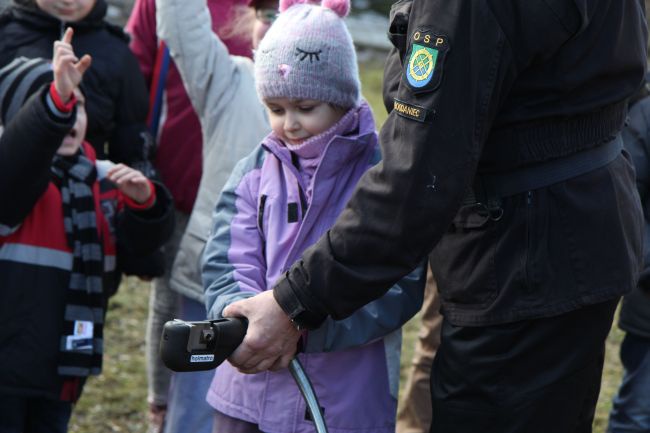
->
<box><xmin>190</xmin><ymin>354</ymin><xmax>215</xmax><ymax>363</ymax></box>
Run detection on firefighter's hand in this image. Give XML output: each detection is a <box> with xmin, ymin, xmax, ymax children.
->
<box><xmin>223</xmin><ymin>291</ymin><xmax>300</xmax><ymax>374</ymax></box>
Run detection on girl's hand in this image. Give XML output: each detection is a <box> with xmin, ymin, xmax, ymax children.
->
<box><xmin>107</xmin><ymin>163</ymin><xmax>153</xmax><ymax>205</ymax></box>
<box><xmin>52</xmin><ymin>27</ymin><xmax>92</xmax><ymax>103</ymax></box>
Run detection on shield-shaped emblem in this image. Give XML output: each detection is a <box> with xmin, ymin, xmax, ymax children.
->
<box><xmin>404</xmin><ymin>31</ymin><xmax>449</xmax><ymax>94</ymax></box>
<box><xmin>407</xmin><ymin>44</ymin><xmax>437</xmax><ymax>88</ymax></box>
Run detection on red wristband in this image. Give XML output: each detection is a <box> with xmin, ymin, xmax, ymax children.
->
<box><xmin>123</xmin><ymin>179</ymin><xmax>157</xmax><ymax>210</ymax></box>
<box><xmin>49</xmin><ymin>82</ymin><xmax>77</xmax><ymax>113</ymax></box>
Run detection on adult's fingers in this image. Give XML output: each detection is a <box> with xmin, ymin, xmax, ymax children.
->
<box><xmin>269</xmin><ymin>352</ymin><xmax>293</xmax><ymax>372</ymax></box>
<box><xmin>222</xmin><ymin>299</ymin><xmax>246</xmax><ymax>319</ymax></box>
<box><xmin>237</xmin><ymin>356</ymin><xmax>281</xmax><ymax>375</ymax></box>
<box><xmin>222</xmin><ymin>292</ymin><xmax>300</xmax><ymax>373</ymax></box>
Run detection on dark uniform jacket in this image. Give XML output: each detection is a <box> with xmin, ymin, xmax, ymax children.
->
<box><xmin>274</xmin><ymin>0</ymin><xmax>647</xmax><ymax>327</ymax></box>
<box><xmin>619</xmin><ymin>90</ymin><xmax>650</xmax><ymax>339</ymax></box>
<box><xmin>0</xmin><ymin>86</ymin><xmax>174</xmax><ymax>401</ymax></box>
<box><xmin>0</xmin><ymin>0</ymin><xmax>154</xmax><ymax>169</ymax></box>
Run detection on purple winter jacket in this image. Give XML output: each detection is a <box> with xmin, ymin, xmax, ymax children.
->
<box><xmin>202</xmin><ymin>102</ymin><xmax>426</xmax><ymax>433</ymax></box>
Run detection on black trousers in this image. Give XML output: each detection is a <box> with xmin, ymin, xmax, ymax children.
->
<box><xmin>430</xmin><ymin>299</ymin><xmax>619</xmax><ymax>433</ymax></box>
<box><xmin>0</xmin><ymin>396</ymin><xmax>72</xmax><ymax>433</ymax></box>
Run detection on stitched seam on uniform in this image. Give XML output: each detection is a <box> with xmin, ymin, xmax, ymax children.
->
<box><xmin>484</xmin><ymin>4</ymin><xmax>517</xmax><ymax>74</ymax></box>
<box><xmin>473</xmin><ymin>17</ymin><xmax>505</xmax><ymax>158</ymax></box>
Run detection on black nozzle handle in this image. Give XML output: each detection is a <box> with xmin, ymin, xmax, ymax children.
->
<box><xmin>160</xmin><ymin>317</ymin><xmax>248</xmax><ymax>372</ymax></box>
<box><xmin>215</xmin><ymin>316</ymin><xmax>248</xmax><ymax>348</ymax></box>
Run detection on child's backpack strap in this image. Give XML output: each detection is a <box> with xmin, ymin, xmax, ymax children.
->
<box><xmin>146</xmin><ymin>41</ymin><xmax>171</xmax><ymax>138</ymax></box>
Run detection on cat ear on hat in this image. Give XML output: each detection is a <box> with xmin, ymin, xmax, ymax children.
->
<box><xmin>279</xmin><ymin>0</ymin><xmax>349</xmax><ymax>15</ymax></box>
<box><xmin>279</xmin><ymin>0</ymin><xmax>310</xmax><ymax>12</ymax></box>
<box><xmin>321</xmin><ymin>0</ymin><xmax>350</xmax><ymax>17</ymax></box>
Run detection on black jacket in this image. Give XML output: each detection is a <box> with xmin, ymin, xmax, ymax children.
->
<box><xmin>0</xmin><ymin>86</ymin><xmax>173</xmax><ymax>400</ymax></box>
<box><xmin>619</xmin><ymin>91</ymin><xmax>650</xmax><ymax>339</ymax></box>
<box><xmin>274</xmin><ymin>0</ymin><xmax>647</xmax><ymax>327</ymax></box>
<box><xmin>0</xmin><ymin>0</ymin><xmax>154</xmax><ymax>170</ymax></box>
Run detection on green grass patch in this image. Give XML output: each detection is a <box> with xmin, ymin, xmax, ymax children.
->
<box><xmin>69</xmin><ymin>277</ymin><xmax>150</xmax><ymax>433</ymax></box>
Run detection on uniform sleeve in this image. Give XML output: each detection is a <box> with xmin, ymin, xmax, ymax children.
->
<box><xmin>273</xmin><ymin>0</ymin><xmax>579</xmax><ymax>323</ymax></box>
<box><xmin>304</xmin><ymin>260</ymin><xmax>426</xmax><ymax>353</ymax></box>
<box><xmin>202</xmin><ymin>156</ymin><xmax>268</xmax><ymax>320</ymax></box>
<box><xmin>126</xmin><ymin>0</ymin><xmax>158</xmax><ymax>85</ymax></box>
<box><xmin>382</xmin><ymin>0</ymin><xmax>412</xmax><ymax>113</ymax></box>
<box><xmin>156</xmin><ymin>0</ymin><xmax>245</xmax><ymax>141</ymax></box>
<box><xmin>0</xmin><ymin>86</ymin><xmax>74</xmax><ymax>231</ymax></box>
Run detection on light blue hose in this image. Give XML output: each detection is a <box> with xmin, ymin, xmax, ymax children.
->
<box><xmin>289</xmin><ymin>358</ymin><xmax>329</xmax><ymax>433</ymax></box>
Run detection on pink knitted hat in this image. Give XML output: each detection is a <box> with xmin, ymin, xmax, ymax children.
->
<box><xmin>254</xmin><ymin>0</ymin><xmax>360</xmax><ymax>108</ymax></box>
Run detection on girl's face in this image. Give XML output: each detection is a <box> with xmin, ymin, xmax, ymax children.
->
<box><xmin>264</xmin><ymin>98</ymin><xmax>346</xmax><ymax>146</ymax></box>
<box><xmin>35</xmin><ymin>0</ymin><xmax>96</xmax><ymax>22</ymax></box>
<box><xmin>57</xmin><ymin>88</ymin><xmax>87</xmax><ymax>156</ymax></box>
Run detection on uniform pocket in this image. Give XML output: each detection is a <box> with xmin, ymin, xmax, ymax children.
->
<box><xmin>548</xmin><ymin>154</ymin><xmax>643</xmax><ymax>296</ymax></box>
<box><xmin>430</xmin><ymin>204</ymin><xmax>500</xmax><ymax>307</ymax></box>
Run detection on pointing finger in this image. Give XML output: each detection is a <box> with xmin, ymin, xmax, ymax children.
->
<box><xmin>62</xmin><ymin>27</ymin><xmax>74</xmax><ymax>44</ymax></box>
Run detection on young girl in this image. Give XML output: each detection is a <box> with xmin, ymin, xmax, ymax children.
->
<box><xmin>201</xmin><ymin>1</ymin><xmax>426</xmax><ymax>432</ymax></box>
<box><xmin>154</xmin><ymin>0</ymin><xmax>273</xmax><ymax>430</ymax></box>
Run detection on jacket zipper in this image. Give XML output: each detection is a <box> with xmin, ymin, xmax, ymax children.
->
<box><xmin>290</xmin><ymin>152</ymin><xmax>309</xmax><ymax>216</ymax></box>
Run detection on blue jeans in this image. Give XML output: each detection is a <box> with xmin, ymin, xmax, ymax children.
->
<box><xmin>0</xmin><ymin>396</ymin><xmax>72</xmax><ymax>433</ymax></box>
<box><xmin>607</xmin><ymin>333</ymin><xmax>650</xmax><ymax>433</ymax></box>
<box><xmin>163</xmin><ymin>296</ymin><xmax>215</xmax><ymax>433</ymax></box>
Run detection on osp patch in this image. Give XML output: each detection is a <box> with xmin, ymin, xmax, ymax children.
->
<box><xmin>405</xmin><ymin>29</ymin><xmax>449</xmax><ymax>94</ymax></box>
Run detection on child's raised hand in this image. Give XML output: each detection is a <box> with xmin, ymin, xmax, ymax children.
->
<box><xmin>53</xmin><ymin>27</ymin><xmax>92</xmax><ymax>103</ymax></box>
<box><xmin>107</xmin><ymin>163</ymin><xmax>153</xmax><ymax>205</ymax></box>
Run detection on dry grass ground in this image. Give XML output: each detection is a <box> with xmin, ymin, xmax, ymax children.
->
<box><xmin>69</xmin><ymin>61</ymin><xmax>625</xmax><ymax>433</ymax></box>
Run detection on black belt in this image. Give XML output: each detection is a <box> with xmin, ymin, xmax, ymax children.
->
<box><xmin>466</xmin><ymin>135</ymin><xmax>624</xmax><ymax>208</ymax></box>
